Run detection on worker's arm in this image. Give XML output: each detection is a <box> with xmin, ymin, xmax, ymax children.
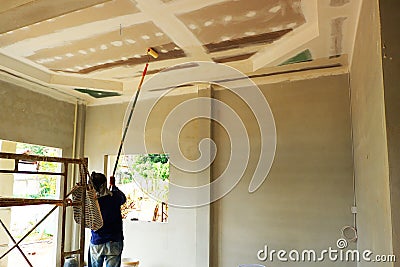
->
<box><xmin>109</xmin><ymin>176</ymin><xmax>127</xmax><ymax>205</ymax></box>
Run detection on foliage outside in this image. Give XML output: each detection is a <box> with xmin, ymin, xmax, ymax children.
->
<box><xmin>117</xmin><ymin>154</ymin><xmax>169</xmax><ymax>198</ymax></box>
<box><xmin>16</xmin><ymin>143</ymin><xmax>60</xmax><ymax>199</ymax></box>
<box><xmin>115</xmin><ymin>154</ymin><xmax>169</xmax><ymax>221</ymax></box>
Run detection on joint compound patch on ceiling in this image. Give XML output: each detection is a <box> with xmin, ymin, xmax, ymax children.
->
<box><xmin>279</xmin><ymin>49</ymin><xmax>313</xmax><ymax>65</ymax></box>
<box><xmin>330</xmin><ymin>17</ymin><xmax>347</xmax><ymax>57</ymax></box>
<box><xmin>330</xmin><ymin>0</ymin><xmax>350</xmax><ymax>7</ymax></box>
<box><xmin>74</xmin><ymin>88</ymin><xmax>121</xmax><ymax>98</ymax></box>
<box><xmin>177</xmin><ymin>0</ymin><xmax>305</xmax><ymax>52</ymax></box>
<box><xmin>25</xmin><ymin>21</ymin><xmax>185</xmax><ymax>73</ymax></box>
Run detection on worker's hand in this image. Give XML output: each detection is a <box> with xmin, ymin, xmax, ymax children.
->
<box><xmin>109</xmin><ymin>176</ymin><xmax>115</xmax><ymax>187</ymax></box>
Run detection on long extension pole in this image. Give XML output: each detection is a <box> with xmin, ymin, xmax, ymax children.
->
<box><xmin>112</xmin><ymin>62</ymin><xmax>149</xmax><ymax>177</ymax></box>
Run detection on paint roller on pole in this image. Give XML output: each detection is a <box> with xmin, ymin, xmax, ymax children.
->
<box><xmin>110</xmin><ymin>48</ymin><xmax>159</xmax><ymax>187</ymax></box>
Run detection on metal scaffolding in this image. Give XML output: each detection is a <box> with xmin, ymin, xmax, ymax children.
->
<box><xmin>0</xmin><ymin>152</ymin><xmax>88</xmax><ymax>267</ymax></box>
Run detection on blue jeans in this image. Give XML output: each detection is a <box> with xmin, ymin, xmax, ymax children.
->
<box><xmin>88</xmin><ymin>241</ymin><xmax>123</xmax><ymax>267</ymax></box>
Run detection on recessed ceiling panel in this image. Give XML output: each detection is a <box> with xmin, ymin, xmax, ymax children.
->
<box><xmin>177</xmin><ymin>0</ymin><xmax>305</xmax><ymax>52</ymax></box>
<box><xmin>76</xmin><ymin>44</ymin><xmax>185</xmax><ymax>74</ymax></box>
<box><xmin>0</xmin><ymin>0</ymin><xmax>140</xmax><ymax>47</ymax></box>
<box><xmin>24</xmin><ymin>22</ymin><xmax>185</xmax><ymax>73</ymax></box>
<box><xmin>0</xmin><ymin>0</ymin><xmax>114</xmax><ymax>34</ymax></box>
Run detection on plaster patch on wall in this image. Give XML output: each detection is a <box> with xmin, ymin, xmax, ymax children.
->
<box><xmin>330</xmin><ymin>17</ymin><xmax>347</xmax><ymax>57</ymax></box>
<box><xmin>27</xmin><ymin>22</ymin><xmax>184</xmax><ymax>72</ymax></box>
<box><xmin>330</xmin><ymin>0</ymin><xmax>350</xmax><ymax>7</ymax></box>
<box><xmin>204</xmin><ymin>29</ymin><xmax>291</xmax><ymax>53</ymax></box>
<box><xmin>0</xmin><ymin>0</ymin><xmax>139</xmax><ymax>48</ymax></box>
<box><xmin>177</xmin><ymin>0</ymin><xmax>305</xmax><ymax>47</ymax></box>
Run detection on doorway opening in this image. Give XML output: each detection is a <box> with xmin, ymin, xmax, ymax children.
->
<box><xmin>0</xmin><ymin>140</ymin><xmax>62</xmax><ymax>267</ymax></box>
<box><xmin>105</xmin><ymin>154</ymin><xmax>169</xmax><ymax>222</ymax></box>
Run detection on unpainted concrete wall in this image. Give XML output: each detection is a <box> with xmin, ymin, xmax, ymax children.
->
<box><xmin>0</xmin><ymin>79</ymin><xmax>77</xmax><ymax>264</ymax></box>
<box><xmin>380</xmin><ymin>0</ymin><xmax>400</xmax><ymax>265</ymax></box>
<box><xmin>0</xmin><ymin>79</ymin><xmax>75</xmax><ymax>154</ymax></box>
<box><xmin>212</xmin><ymin>74</ymin><xmax>355</xmax><ymax>267</ymax></box>
<box><xmin>350</xmin><ymin>0</ymin><xmax>394</xmax><ymax>265</ymax></box>
<box><xmin>84</xmin><ymin>89</ymin><xmax>207</xmax><ymax>267</ymax></box>
<box><xmin>85</xmin><ymin>73</ymin><xmax>355</xmax><ymax>267</ymax></box>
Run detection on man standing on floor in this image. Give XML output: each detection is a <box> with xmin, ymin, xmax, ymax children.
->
<box><xmin>89</xmin><ymin>172</ymin><xmax>126</xmax><ymax>267</ymax></box>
